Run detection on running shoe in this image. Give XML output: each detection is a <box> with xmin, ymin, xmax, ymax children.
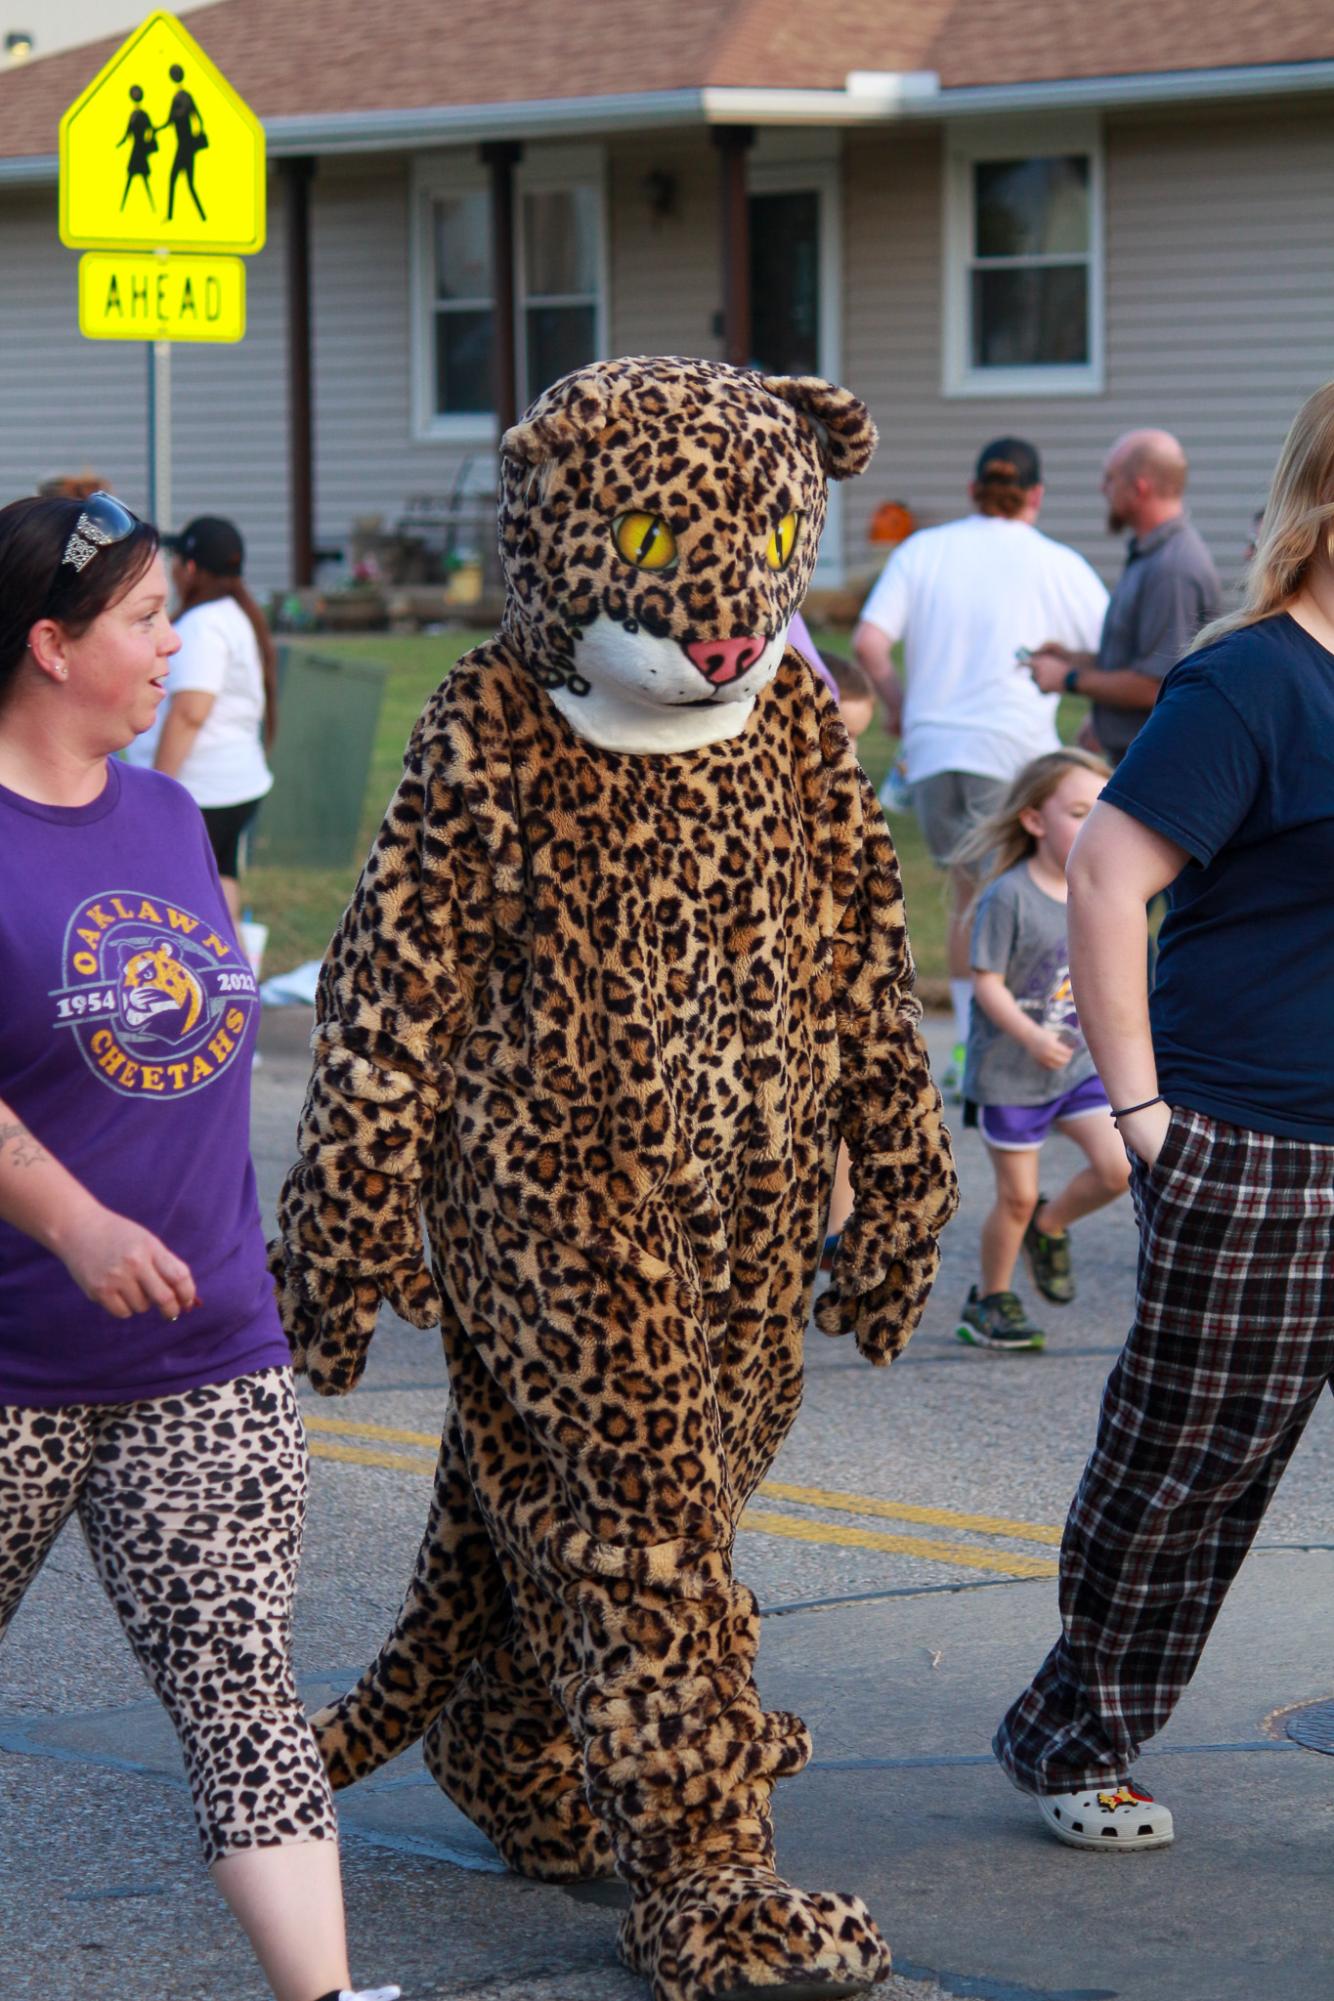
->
<box><xmin>1023</xmin><ymin>1196</ymin><xmax>1075</xmax><ymax>1304</ymax></box>
<box><xmin>955</xmin><ymin>1287</ymin><xmax>1045</xmax><ymax>1352</ymax></box>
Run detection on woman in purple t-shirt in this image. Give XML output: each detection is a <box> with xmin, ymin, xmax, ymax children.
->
<box><xmin>0</xmin><ymin>495</ymin><xmax>395</xmax><ymax>2001</ymax></box>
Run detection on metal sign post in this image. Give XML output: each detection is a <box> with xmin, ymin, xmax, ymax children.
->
<box><xmin>153</xmin><ymin>339</ymin><xmax>172</xmax><ymax>533</ymax></box>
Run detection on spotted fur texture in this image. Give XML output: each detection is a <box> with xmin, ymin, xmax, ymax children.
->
<box><xmin>0</xmin><ymin>1370</ymin><xmax>336</xmax><ymax>1865</ymax></box>
<box><xmin>274</xmin><ymin>358</ymin><xmax>957</xmax><ymax>2001</ymax></box>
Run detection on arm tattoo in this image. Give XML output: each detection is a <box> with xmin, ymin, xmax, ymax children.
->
<box><xmin>0</xmin><ymin>1120</ymin><xmax>48</xmax><ymax>1170</ymax></box>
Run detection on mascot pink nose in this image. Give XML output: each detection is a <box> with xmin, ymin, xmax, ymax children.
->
<box><xmin>685</xmin><ymin>635</ymin><xmax>767</xmax><ymax>687</ymax></box>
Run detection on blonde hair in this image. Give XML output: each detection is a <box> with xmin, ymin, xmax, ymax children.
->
<box><xmin>1193</xmin><ymin>380</ymin><xmax>1334</xmax><ymax>651</ymax></box>
<box><xmin>951</xmin><ymin>748</ymin><xmax>1112</xmax><ymax>910</ymax></box>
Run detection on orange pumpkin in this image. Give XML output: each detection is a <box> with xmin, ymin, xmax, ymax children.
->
<box><xmin>868</xmin><ymin>500</ymin><xmax>916</xmax><ymax>547</ymax></box>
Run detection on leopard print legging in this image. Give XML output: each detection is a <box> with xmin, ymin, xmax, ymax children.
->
<box><xmin>0</xmin><ymin>1366</ymin><xmax>337</xmax><ymax>1863</ymax></box>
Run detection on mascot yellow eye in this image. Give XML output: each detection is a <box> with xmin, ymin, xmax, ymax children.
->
<box><xmin>612</xmin><ymin>511</ymin><xmax>678</xmax><ymax>572</ymax></box>
<box><xmin>765</xmin><ymin>512</ymin><xmax>801</xmax><ymax>571</ymax></box>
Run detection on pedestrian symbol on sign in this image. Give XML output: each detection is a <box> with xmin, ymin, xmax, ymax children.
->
<box><xmin>114</xmin><ymin>64</ymin><xmax>209</xmax><ymax>222</ymax></box>
<box><xmin>160</xmin><ymin>64</ymin><xmax>208</xmax><ymax>222</ymax></box>
<box><xmin>117</xmin><ymin>87</ymin><xmax>157</xmax><ymax>213</ymax></box>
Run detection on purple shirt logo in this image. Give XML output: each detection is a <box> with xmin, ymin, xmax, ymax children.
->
<box><xmin>51</xmin><ymin>890</ymin><xmax>257</xmax><ymax>1099</ymax></box>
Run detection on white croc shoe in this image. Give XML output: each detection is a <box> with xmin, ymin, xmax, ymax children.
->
<box><xmin>1037</xmin><ymin>1781</ymin><xmax>1174</xmax><ymax>1852</ymax></box>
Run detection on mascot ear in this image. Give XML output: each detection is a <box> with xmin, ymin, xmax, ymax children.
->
<box><xmin>757</xmin><ymin>374</ymin><xmax>878</xmax><ymax>483</ymax></box>
<box><xmin>501</xmin><ymin>373</ymin><xmax>614</xmax><ymax>468</ymax></box>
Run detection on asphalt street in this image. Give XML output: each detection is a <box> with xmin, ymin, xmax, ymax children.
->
<box><xmin>1</xmin><ymin>1008</ymin><xmax>1330</xmax><ymax>2000</ymax></box>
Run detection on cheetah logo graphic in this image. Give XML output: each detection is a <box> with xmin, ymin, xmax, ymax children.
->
<box><xmin>120</xmin><ymin>942</ymin><xmax>204</xmax><ymax>1036</ymax></box>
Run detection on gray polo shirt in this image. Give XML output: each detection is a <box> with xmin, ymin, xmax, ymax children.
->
<box><xmin>1091</xmin><ymin>515</ymin><xmax>1222</xmax><ymax>759</ymax></box>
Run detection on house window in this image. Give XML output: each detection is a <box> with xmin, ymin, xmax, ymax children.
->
<box><xmin>521</xmin><ymin>186</ymin><xmax>600</xmax><ymax>399</ymax></box>
<box><xmin>431</xmin><ymin>191</ymin><xmax>494</xmax><ymax>417</ymax></box>
<box><xmin>414</xmin><ymin>155</ymin><xmax>605</xmax><ymax>439</ymax></box>
<box><xmin>944</xmin><ymin>126</ymin><xmax>1103</xmax><ymax>396</ymax></box>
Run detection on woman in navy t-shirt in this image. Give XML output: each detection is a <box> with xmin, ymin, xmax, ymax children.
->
<box><xmin>994</xmin><ymin>382</ymin><xmax>1334</xmax><ymax>1853</ymax></box>
<box><xmin>0</xmin><ymin>495</ymin><xmax>395</xmax><ymax>2001</ymax></box>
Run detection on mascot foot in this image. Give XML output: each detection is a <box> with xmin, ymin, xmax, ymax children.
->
<box><xmin>618</xmin><ymin>1863</ymin><xmax>891</xmax><ymax>2001</ymax></box>
<box><xmin>422</xmin><ymin>1690</ymin><xmax>616</xmax><ymax>1885</ymax></box>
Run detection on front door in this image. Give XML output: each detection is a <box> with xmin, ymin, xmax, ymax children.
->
<box><xmin>746</xmin><ymin>162</ymin><xmax>842</xmax><ymax>582</ymax></box>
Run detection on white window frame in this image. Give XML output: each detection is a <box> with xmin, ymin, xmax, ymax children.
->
<box><xmin>411</xmin><ymin>146</ymin><xmax>608</xmax><ymax>444</ymax></box>
<box><xmin>747</xmin><ymin>151</ymin><xmax>845</xmax><ymax>584</ymax></box>
<box><xmin>942</xmin><ymin>116</ymin><xmax>1104</xmax><ymax>398</ymax></box>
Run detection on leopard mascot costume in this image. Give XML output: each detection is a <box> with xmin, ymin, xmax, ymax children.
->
<box><xmin>272</xmin><ymin>355</ymin><xmax>957</xmax><ymax>2001</ymax></box>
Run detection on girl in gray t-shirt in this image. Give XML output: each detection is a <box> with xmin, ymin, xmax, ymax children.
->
<box><xmin>951</xmin><ymin>750</ymin><xmax>1128</xmax><ymax>1350</ymax></box>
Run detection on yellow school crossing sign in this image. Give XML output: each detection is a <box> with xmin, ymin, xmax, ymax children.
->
<box><xmin>59</xmin><ymin>10</ymin><xmax>265</xmax><ymax>261</ymax></box>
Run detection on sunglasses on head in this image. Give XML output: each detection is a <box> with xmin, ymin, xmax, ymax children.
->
<box><xmin>39</xmin><ymin>491</ymin><xmax>143</xmax><ymax>623</ymax></box>
<box><xmin>58</xmin><ymin>491</ymin><xmax>139</xmax><ymax>577</ymax></box>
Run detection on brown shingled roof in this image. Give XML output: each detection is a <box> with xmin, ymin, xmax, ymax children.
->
<box><xmin>3</xmin><ymin>0</ymin><xmax>1333</xmax><ymax>161</ymax></box>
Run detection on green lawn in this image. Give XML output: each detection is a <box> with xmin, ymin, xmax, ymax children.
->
<box><xmin>246</xmin><ymin>631</ymin><xmax>1076</xmax><ymax>985</ymax></box>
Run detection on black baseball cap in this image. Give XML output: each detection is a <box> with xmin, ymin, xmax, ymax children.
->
<box><xmin>163</xmin><ymin>515</ymin><xmax>244</xmax><ymax>576</ymax></box>
<box><xmin>974</xmin><ymin>437</ymin><xmax>1042</xmax><ymax>488</ymax></box>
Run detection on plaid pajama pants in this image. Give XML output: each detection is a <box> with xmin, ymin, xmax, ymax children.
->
<box><xmin>994</xmin><ymin>1104</ymin><xmax>1334</xmax><ymax>1795</ymax></box>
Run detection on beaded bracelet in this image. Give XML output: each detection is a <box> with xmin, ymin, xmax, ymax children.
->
<box><xmin>1109</xmin><ymin>1094</ymin><xmax>1165</xmax><ymax>1122</ymax></box>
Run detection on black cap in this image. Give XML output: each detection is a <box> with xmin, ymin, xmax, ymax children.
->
<box><xmin>164</xmin><ymin>515</ymin><xmax>244</xmax><ymax>576</ymax></box>
<box><xmin>974</xmin><ymin>437</ymin><xmax>1042</xmax><ymax>488</ymax></box>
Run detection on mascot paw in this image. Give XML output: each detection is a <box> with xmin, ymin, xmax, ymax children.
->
<box><xmin>814</xmin><ymin>1217</ymin><xmax>941</xmax><ymax>1368</ymax></box>
<box><xmin>266</xmin><ymin>1245</ymin><xmax>385</xmax><ymax>1396</ymax></box>
<box><xmin>620</xmin><ymin>1863</ymin><xmax>891</xmax><ymax>2001</ymax></box>
<box><xmin>382</xmin><ymin>1261</ymin><xmax>444</xmax><ymax>1330</ymax></box>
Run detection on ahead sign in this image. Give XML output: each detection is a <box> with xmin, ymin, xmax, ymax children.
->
<box><xmin>78</xmin><ymin>251</ymin><xmax>246</xmax><ymax>342</ymax></box>
<box><xmin>59</xmin><ymin>10</ymin><xmax>265</xmax><ymax>256</ymax></box>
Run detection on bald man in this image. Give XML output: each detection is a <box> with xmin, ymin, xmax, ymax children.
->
<box><xmin>1028</xmin><ymin>429</ymin><xmax>1221</xmax><ymax>762</ymax></box>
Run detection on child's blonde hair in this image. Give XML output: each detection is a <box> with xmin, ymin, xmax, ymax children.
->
<box><xmin>951</xmin><ymin>747</ymin><xmax>1111</xmax><ymax>910</ymax></box>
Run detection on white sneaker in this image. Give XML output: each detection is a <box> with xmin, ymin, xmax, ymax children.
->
<box><xmin>327</xmin><ymin>1988</ymin><xmax>400</xmax><ymax>2001</ymax></box>
<box><xmin>1037</xmin><ymin>1781</ymin><xmax>1173</xmax><ymax>1851</ymax></box>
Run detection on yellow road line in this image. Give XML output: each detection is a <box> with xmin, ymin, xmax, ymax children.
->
<box><xmin>306</xmin><ymin>1437</ymin><xmax>1056</xmax><ymax>1579</ymax></box>
<box><xmin>739</xmin><ymin>1509</ymin><xmax>1056</xmax><ymax>1578</ymax></box>
<box><xmin>305</xmin><ymin>1413</ymin><xmax>439</xmax><ymax>1448</ymax></box>
<box><xmin>309</xmin><ymin>1439</ymin><xmax>438</xmax><ymax>1477</ymax></box>
<box><xmin>757</xmin><ymin>1479</ymin><xmax>1063</xmax><ymax>1548</ymax></box>
<box><xmin>304</xmin><ymin>1413</ymin><xmax>1062</xmax><ymax>1550</ymax></box>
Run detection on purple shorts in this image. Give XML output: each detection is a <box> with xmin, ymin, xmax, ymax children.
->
<box><xmin>979</xmin><ymin>1072</ymin><xmax>1111</xmax><ymax>1151</ymax></box>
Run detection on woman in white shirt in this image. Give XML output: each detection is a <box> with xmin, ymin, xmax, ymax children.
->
<box><xmin>127</xmin><ymin>515</ymin><xmax>276</xmax><ymax>922</ymax></box>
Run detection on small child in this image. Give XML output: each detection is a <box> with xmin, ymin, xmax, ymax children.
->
<box><xmin>953</xmin><ymin>749</ymin><xmax>1129</xmax><ymax>1351</ymax></box>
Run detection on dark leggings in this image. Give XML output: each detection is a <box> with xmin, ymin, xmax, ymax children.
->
<box><xmin>201</xmin><ymin>798</ymin><xmax>262</xmax><ymax>879</ymax></box>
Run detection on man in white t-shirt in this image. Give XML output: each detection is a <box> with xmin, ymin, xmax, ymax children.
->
<box><xmin>853</xmin><ymin>439</ymin><xmax>1108</xmax><ymax>1081</ymax></box>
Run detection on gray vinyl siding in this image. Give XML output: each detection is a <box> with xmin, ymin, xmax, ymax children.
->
<box><xmin>0</xmin><ymin>189</ymin><xmax>152</xmax><ymax>518</ymax></box>
<box><xmin>842</xmin><ymin>106</ymin><xmax>1334</xmax><ymax>595</ymax></box>
<box><xmin>5</xmin><ymin>104</ymin><xmax>1332</xmax><ymax>598</ymax></box>
<box><xmin>0</xmin><ymin>179</ymin><xmax>290</xmax><ymax>589</ymax></box>
<box><xmin>170</xmin><ymin>190</ymin><xmax>290</xmax><ymax>589</ymax></box>
<box><xmin>310</xmin><ymin>154</ymin><xmax>481</xmax><ymax>578</ymax></box>
<box><xmin>607</xmin><ymin>133</ymin><xmax>723</xmax><ymax>362</ymax></box>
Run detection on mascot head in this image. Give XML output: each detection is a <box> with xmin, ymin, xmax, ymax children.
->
<box><xmin>498</xmin><ymin>356</ymin><xmax>876</xmax><ymax>753</ymax></box>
